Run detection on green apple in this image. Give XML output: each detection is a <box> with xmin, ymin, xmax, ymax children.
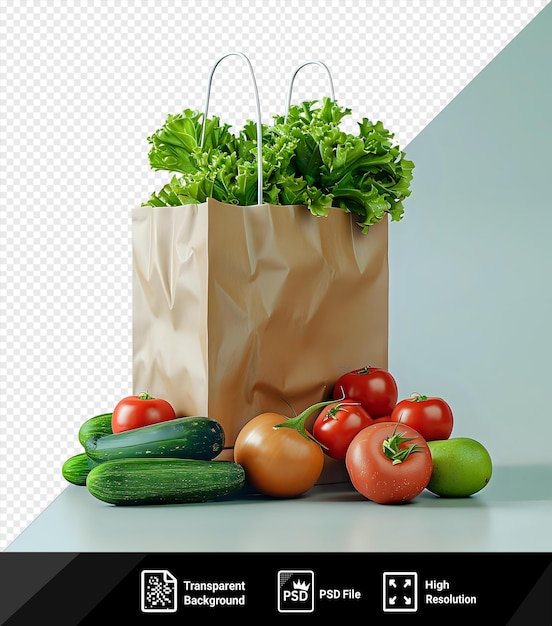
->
<box><xmin>426</xmin><ymin>437</ymin><xmax>492</xmax><ymax>497</ymax></box>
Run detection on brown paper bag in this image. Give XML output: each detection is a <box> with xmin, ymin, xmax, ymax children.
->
<box><xmin>131</xmin><ymin>54</ymin><xmax>389</xmax><ymax>482</ymax></box>
<box><xmin>132</xmin><ymin>200</ymin><xmax>388</xmax><ymax>463</ymax></box>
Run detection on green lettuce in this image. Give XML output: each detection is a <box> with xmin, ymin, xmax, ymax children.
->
<box><xmin>143</xmin><ymin>98</ymin><xmax>414</xmax><ymax>232</ymax></box>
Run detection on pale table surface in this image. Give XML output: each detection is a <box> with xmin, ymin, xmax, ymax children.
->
<box><xmin>5</xmin><ymin>464</ymin><xmax>552</xmax><ymax>553</ymax></box>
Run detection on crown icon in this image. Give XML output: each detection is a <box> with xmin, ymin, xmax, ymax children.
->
<box><xmin>293</xmin><ymin>580</ymin><xmax>311</xmax><ymax>592</ymax></box>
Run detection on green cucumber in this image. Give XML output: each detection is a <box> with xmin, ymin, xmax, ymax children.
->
<box><xmin>84</xmin><ymin>416</ymin><xmax>225</xmax><ymax>463</ymax></box>
<box><xmin>86</xmin><ymin>458</ymin><xmax>245</xmax><ymax>505</ymax></box>
<box><xmin>62</xmin><ymin>452</ymin><xmax>99</xmax><ymax>486</ymax></box>
<box><xmin>78</xmin><ymin>412</ymin><xmax>113</xmax><ymax>447</ymax></box>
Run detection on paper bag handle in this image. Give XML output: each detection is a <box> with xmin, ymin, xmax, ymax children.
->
<box><xmin>201</xmin><ymin>52</ymin><xmax>264</xmax><ymax>205</ymax></box>
<box><xmin>284</xmin><ymin>60</ymin><xmax>335</xmax><ymax>119</ymax></box>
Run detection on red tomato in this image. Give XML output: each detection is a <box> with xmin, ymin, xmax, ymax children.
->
<box><xmin>333</xmin><ymin>366</ymin><xmax>398</xmax><ymax>418</ymax></box>
<box><xmin>390</xmin><ymin>393</ymin><xmax>454</xmax><ymax>441</ymax></box>
<box><xmin>312</xmin><ymin>401</ymin><xmax>375</xmax><ymax>460</ymax></box>
<box><xmin>111</xmin><ymin>392</ymin><xmax>176</xmax><ymax>433</ymax></box>
<box><xmin>345</xmin><ymin>421</ymin><xmax>433</xmax><ymax>504</ymax></box>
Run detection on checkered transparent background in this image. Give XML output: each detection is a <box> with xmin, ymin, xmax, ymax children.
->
<box><xmin>1</xmin><ymin>0</ymin><xmax>549</xmax><ymax>550</ymax></box>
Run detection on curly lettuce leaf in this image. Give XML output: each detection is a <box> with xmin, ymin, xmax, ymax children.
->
<box><xmin>142</xmin><ymin>97</ymin><xmax>414</xmax><ymax>232</ymax></box>
<box><xmin>147</xmin><ymin>109</ymin><xmax>236</xmax><ymax>174</ymax></box>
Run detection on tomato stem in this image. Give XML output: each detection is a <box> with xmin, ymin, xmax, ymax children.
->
<box><xmin>273</xmin><ymin>398</ymin><xmax>341</xmax><ymax>448</ymax></box>
<box><xmin>138</xmin><ymin>392</ymin><xmax>154</xmax><ymax>400</ymax></box>
<box><xmin>410</xmin><ymin>392</ymin><xmax>428</xmax><ymax>402</ymax></box>
<box><xmin>327</xmin><ymin>401</ymin><xmax>361</xmax><ymax>419</ymax></box>
<box><xmin>382</xmin><ymin>421</ymin><xmax>421</xmax><ymax>464</ymax></box>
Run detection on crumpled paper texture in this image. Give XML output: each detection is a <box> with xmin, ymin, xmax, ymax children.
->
<box><xmin>132</xmin><ymin>198</ymin><xmax>389</xmax><ymax>466</ymax></box>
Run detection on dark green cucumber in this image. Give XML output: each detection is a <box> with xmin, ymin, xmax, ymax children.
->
<box><xmin>78</xmin><ymin>412</ymin><xmax>113</xmax><ymax>447</ymax></box>
<box><xmin>62</xmin><ymin>452</ymin><xmax>99</xmax><ymax>486</ymax></box>
<box><xmin>86</xmin><ymin>458</ymin><xmax>245</xmax><ymax>505</ymax></box>
<box><xmin>84</xmin><ymin>416</ymin><xmax>225</xmax><ymax>463</ymax></box>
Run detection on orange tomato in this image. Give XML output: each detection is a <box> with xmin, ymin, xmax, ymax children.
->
<box><xmin>234</xmin><ymin>411</ymin><xmax>326</xmax><ymax>498</ymax></box>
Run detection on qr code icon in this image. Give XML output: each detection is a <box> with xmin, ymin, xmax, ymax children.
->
<box><xmin>140</xmin><ymin>569</ymin><xmax>178</xmax><ymax>613</ymax></box>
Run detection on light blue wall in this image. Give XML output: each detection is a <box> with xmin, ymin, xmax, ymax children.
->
<box><xmin>388</xmin><ymin>4</ymin><xmax>552</xmax><ymax>465</ymax></box>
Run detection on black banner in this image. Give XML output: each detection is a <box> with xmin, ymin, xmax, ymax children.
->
<box><xmin>1</xmin><ymin>552</ymin><xmax>550</xmax><ymax>624</ymax></box>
